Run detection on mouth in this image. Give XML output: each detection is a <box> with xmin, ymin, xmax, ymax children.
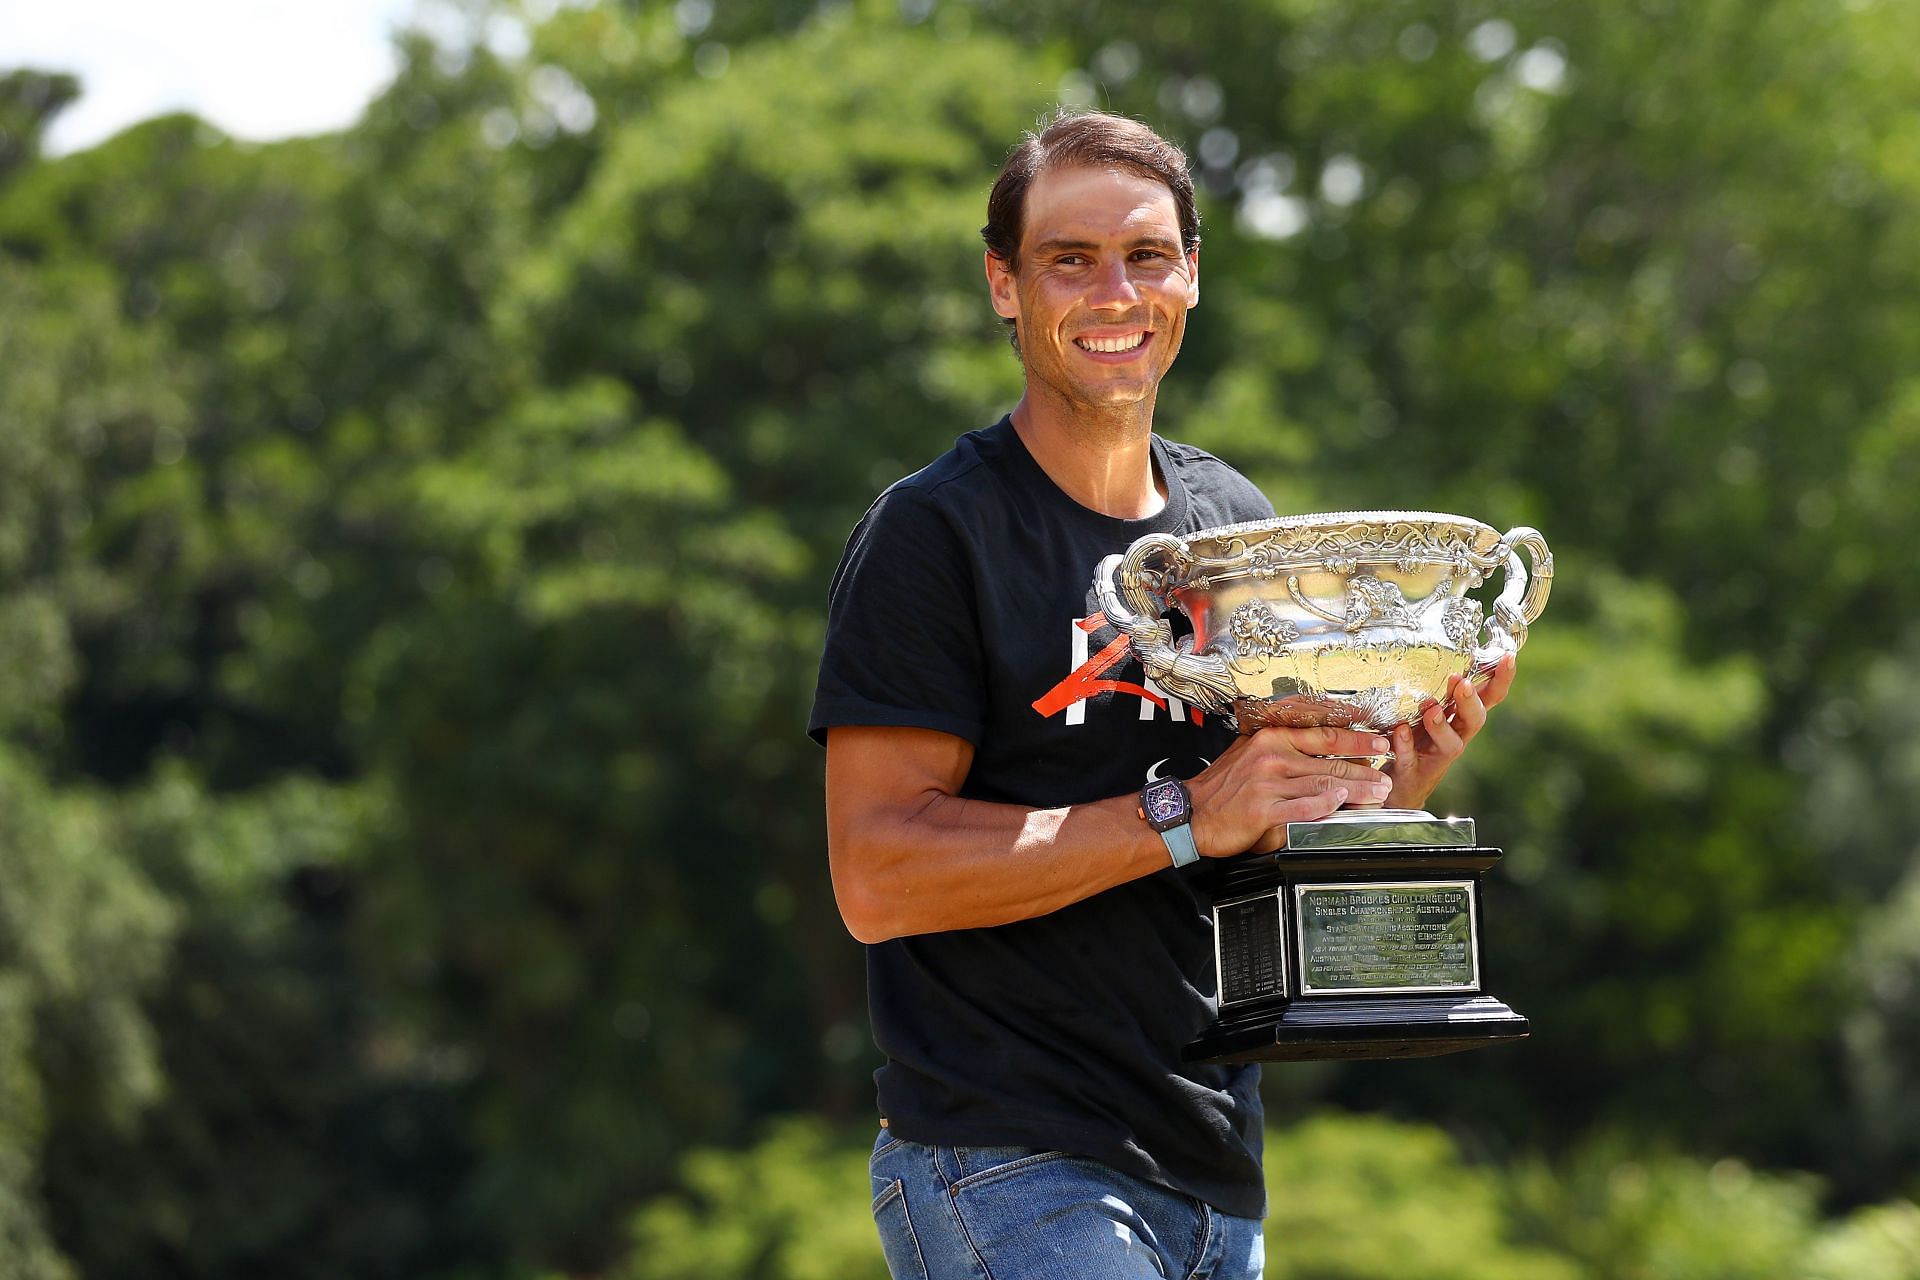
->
<box><xmin>1073</xmin><ymin>331</ymin><xmax>1151</xmax><ymax>355</ymax></box>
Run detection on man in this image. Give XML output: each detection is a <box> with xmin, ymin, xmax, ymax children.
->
<box><xmin>809</xmin><ymin>110</ymin><xmax>1513</xmax><ymax>1280</ymax></box>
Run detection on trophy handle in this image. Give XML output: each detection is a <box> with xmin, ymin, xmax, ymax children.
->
<box><xmin>1471</xmin><ymin>525</ymin><xmax>1554</xmax><ymax>677</ymax></box>
<box><xmin>1093</xmin><ymin>536</ymin><xmax>1241</xmax><ymax>718</ymax></box>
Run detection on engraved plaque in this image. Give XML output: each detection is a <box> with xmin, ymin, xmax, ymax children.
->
<box><xmin>1295</xmin><ymin>881</ymin><xmax>1479</xmax><ymax>995</ymax></box>
<box><xmin>1214</xmin><ymin>891</ymin><xmax>1286</xmax><ymax>1007</ymax></box>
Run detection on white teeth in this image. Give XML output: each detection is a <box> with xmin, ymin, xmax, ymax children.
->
<box><xmin>1076</xmin><ymin>333</ymin><xmax>1147</xmax><ymax>353</ymax></box>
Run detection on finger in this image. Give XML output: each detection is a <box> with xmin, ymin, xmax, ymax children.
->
<box><xmin>1304</xmin><ymin>757</ymin><xmax>1391</xmax><ymax>784</ymax></box>
<box><xmin>1390</xmin><ymin>722</ymin><xmax>1418</xmax><ymax>775</ymax></box>
<box><xmin>1450</xmin><ymin>675</ymin><xmax>1489</xmax><ymax>741</ymax></box>
<box><xmin>1314</xmin><ymin>770</ymin><xmax>1394</xmax><ymax>804</ymax></box>
<box><xmin>1423</xmin><ymin>698</ymin><xmax>1466</xmax><ymax>757</ymax></box>
<box><xmin>1260</xmin><ymin>769</ymin><xmax>1387</xmax><ymax>804</ymax></box>
<box><xmin>1480</xmin><ymin>653</ymin><xmax>1517</xmax><ymax>709</ymax></box>
<box><xmin>1286</xmin><ymin>727</ymin><xmax>1393</xmax><ymax>759</ymax></box>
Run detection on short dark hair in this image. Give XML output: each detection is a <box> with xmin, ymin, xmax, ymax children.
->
<box><xmin>981</xmin><ymin>109</ymin><xmax>1201</xmax><ymax>269</ymax></box>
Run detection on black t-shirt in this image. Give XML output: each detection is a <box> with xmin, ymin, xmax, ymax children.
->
<box><xmin>809</xmin><ymin>415</ymin><xmax>1277</xmax><ymax>1218</ymax></box>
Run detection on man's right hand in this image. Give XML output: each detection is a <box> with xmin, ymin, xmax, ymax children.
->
<box><xmin>1186</xmin><ymin>727</ymin><xmax>1395</xmax><ymax>857</ymax></box>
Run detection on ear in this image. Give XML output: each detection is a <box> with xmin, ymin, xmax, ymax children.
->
<box><xmin>986</xmin><ymin>251</ymin><xmax>1020</xmax><ymax>320</ymax></box>
<box><xmin>1185</xmin><ymin>246</ymin><xmax>1201</xmax><ymax>309</ymax></box>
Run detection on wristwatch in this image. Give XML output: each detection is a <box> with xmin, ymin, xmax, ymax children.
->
<box><xmin>1138</xmin><ymin>775</ymin><xmax>1200</xmax><ymax>868</ymax></box>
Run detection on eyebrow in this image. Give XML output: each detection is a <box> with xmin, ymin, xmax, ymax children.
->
<box><xmin>1032</xmin><ymin>234</ymin><xmax>1184</xmax><ymax>256</ymax></box>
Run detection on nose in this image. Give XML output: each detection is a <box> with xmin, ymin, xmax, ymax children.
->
<box><xmin>1087</xmin><ymin>256</ymin><xmax>1142</xmax><ymax>309</ymax></box>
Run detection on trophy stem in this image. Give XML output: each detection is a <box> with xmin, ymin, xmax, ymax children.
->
<box><xmin>1286</xmin><ymin>807</ymin><xmax>1475</xmax><ymax>851</ymax></box>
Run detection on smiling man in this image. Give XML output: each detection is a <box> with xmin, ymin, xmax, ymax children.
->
<box><xmin>810</xmin><ymin>111</ymin><xmax>1508</xmax><ymax>1280</ymax></box>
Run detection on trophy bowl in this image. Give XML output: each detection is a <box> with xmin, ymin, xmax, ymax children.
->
<box><xmin>1093</xmin><ymin>511</ymin><xmax>1552</xmax><ymax>735</ymax></box>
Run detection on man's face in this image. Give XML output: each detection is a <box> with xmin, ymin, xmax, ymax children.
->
<box><xmin>987</xmin><ymin>165</ymin><xmax>1199</xmax><ymax>413</ymax></box>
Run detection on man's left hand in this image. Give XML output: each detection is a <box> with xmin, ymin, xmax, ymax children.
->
<box><xmin>1384</xmin><ymin>652</ymin><xmax>1516</xmax><ymax>810</ymax></box>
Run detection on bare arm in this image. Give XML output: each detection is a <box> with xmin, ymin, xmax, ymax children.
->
<box><xmin>825</xmin><ymin>723</ymin><xmax>1398</xmax><ymax>943</ymax></box>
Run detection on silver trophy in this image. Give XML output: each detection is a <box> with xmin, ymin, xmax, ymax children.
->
<box><xmin>1093</xmin><ymin>512</ymin><xmax>1553</xmax><ymax>1061</ymax></box>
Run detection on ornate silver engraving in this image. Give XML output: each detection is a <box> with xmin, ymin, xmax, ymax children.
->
<box><xmin>1228</xmin><ymin>601</ymin><xmax>1300</xmax><ymax>658</ymax></box>
<box><xmin>1341</xmin><ymin>575</ymin><xmax>1414</xmax><ymax>632</ymax></box>
<box><xmin>1441</xmin><ymin>597</ymin><xmax>1484</xmax><ymax>649</ymax></box>
<box><xmin>1285</xmin><ymin>573</ymin><xmax>1417</xmax><ymax>632</ymax></box>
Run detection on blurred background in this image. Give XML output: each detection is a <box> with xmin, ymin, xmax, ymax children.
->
<box><xmin>4</xmin><ymin>0</ymin><xmax>1920</xmax><ymax>1276</ymax></box>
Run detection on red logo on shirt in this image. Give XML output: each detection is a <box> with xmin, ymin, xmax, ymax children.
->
<box><xmin>1031</xmin><ymin>612</ymin><xmax>1204</xmax><ymax>725</ymax></box>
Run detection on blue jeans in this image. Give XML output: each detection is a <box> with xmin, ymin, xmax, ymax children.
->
<box><xmin>868</xmin><ymin>1131</ymin><xmax>1265</xmax><ymax>1280</ymax></box>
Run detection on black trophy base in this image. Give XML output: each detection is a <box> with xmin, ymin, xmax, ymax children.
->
<box><xmin>1186</xmin><ymin>993</ymin><xmax>1530</xmax><ymax>1064</ymax></box>
<box><xmin>1186</xmin><ymin>840</ymin><xmax>1530</xmax><ymax>1064</ymax></box>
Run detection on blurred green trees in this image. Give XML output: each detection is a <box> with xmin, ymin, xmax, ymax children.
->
<box><xmin>605</xmin><ymin>1114</ymin><xmax>1920</xmax><ymax>1280</ymax></box>
<box><xmin>4</xmin><ymin>0</ymin><xmax>1920</xmax><ymax>1273</ymax></box>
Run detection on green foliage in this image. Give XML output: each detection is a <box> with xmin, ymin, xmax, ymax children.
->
<box><xmin>0</xmin><ymin>70</ymin><xmax>77</xmax><ymax>188</ymax></box>
<box><xmin>0</xmin><ymin>751</ymin><xmax>173</xmax><ymax>1280</ymax></box>
<box><xmin>612</xmin><ymin>1119</ymin><xmax>889</xmax><ymax>1280</ymax></box>
<box><xmin>1263</xmin><ymin>1114</ymin><xmax>1577</xmax><ymax>1280</ymax></box>
<box><xmin>1503</xmin><ymin>1140</ymin><xmax>1920</xmax><ymax>1280</ymax></box>
<box><xmin>605</xmin><ymin>1117</ymin><xmax>1920</xmax><ymax>1280</ymax></box>
<box><xmin>1834</xmin><ymin>855</ymin><xmax>1920</xmax><ymax>1203</ymax></box>
<box><xmin>39</xmin><ymin>774</ymin><xmax>462</xmax><ymax>1279</ymax></box>
<box><xmin>1511</xmin><ymin>1146</ymin><xmax>1822</xmax><ymax>1279</ymax></box>
<box><xmin>1803</xmin><ymin>1201</ymin><xmax>1920</xmax><ymax>1280</ymax></box>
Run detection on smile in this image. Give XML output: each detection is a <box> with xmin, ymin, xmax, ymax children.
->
<box><xmin>1074</xmin><ymin>332</ymin><xmax>1149</xmax><ymax>354</ymax></box>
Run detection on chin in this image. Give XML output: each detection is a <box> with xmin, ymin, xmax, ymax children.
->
<box><xmin>1071</xmin><ymin>387</ymin><xmax>1157</xmax><ymax>413</ymax></box>
<box><xmin>1084</xmin><ymin>369</ymin><xmax>1163</xmax><ymax>400</ymax></box>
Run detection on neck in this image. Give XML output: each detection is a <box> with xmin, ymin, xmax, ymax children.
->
<box><xmin>1009</xmin><ymin>388</ymin><xmax>1166</xmax><ymax>520</ymax></box>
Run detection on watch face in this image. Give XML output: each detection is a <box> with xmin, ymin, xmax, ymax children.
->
<box><xmin>1142</xmin><ymin>778</ymin><xmax>1188</xmax><ymax>827</ymax></box>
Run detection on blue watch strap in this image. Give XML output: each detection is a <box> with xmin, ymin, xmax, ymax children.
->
<box><xmin>1160</xmin><ymin>822</ymin><xmax>1200</xmax><ymax>868</ymax></box>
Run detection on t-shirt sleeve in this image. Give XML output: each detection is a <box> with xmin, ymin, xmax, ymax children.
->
<box><xmin>807</xmin><ymin>485</ymin><xmax>987</xmax><ymax>747</ymax></box>
<box><xmin>1239</xmin><ymin>472</ymin><xmax>1278</xmax><ymax>521</ymax></box>
<box><xmin>1205</xmin><ymin>457</ymin><xmax>1277</xmax><ymax>524</ymax></box>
